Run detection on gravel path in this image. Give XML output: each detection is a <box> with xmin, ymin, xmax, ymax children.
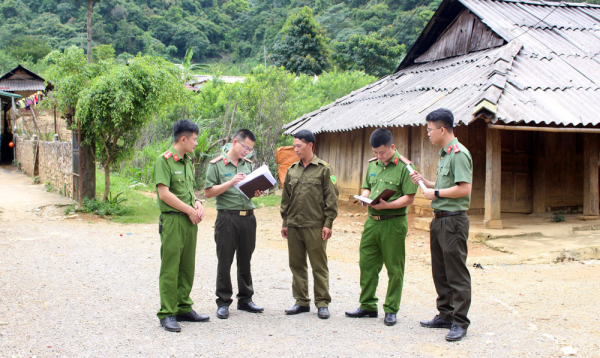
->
<box><xmin>0</xmin><ymin>165</ymin><xmax>599</xmax><ymax>357</ymax></box>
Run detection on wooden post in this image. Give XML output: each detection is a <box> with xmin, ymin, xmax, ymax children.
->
<box><xmin>484</xmin><ymin>125</ymin><xmax>503</xmax><ymax>229</ymax></box>
<box><xmin>583</xmin><ymin>134</ymin><xmax>599</xmax><ymax>218</ymax></box>
<box><xmin>532</xmin><ymin>132</ymin><xmax>546</xmax><ymax>213</ymax></box>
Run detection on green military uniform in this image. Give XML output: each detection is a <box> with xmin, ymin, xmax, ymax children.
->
<box><xmin>280</xmin><ymin>155</ymin><xmax>339</xmax><ymax>308</ymax></box>
<box><xmin>359</xmin><ymin>150</ymin><xmax>417</xmax><ymax>314</ymax></box>
<box><xmin>154</xmin><ymin>147</ymin><xmax>198</xmax><ymax>320</ymax></box>
<box><xmin>430</xmin><ymin>138</ymin><xmax>473</xmax><ymax>329</ymax></box>
<box><xmin>205</xmin><ymin>155</ymin><xmax>257</xmax><ymax>307</ymax></box>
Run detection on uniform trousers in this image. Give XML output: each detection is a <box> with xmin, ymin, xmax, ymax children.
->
<box><xmin>157</xmin><ymin>213</ymin><xmax>197</xmax><ymax>319</ymax></box>
<box><xmin>287</xmin><ymin>226</ymin><xmax>331</xmax><ymax>308</ymax></box>
<box><xmin>430</xmin><ymin>213</ymin><xmax>471</xmax><ymax>329</ymax></box>
<box><xmin>214</xmin><ymin>211</ymin><xmax>257</xmax><ymax>307</ymax></box>
<box><xmin>359</xmin><ymin>215</ymin><xmax>407</xmax><ymax>314</ymax></box>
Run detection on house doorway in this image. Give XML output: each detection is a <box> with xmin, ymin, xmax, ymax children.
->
<box><xmin>501</xmin><ymin>130</ymin><xmax>533</xmax><ymax>213</ymax></box>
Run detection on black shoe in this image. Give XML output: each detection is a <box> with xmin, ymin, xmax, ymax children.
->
<box><xmin>159</xmin><ymin>316</ymin><xmax>181</xmax><ymax>332</ymax></box>
<box><xmin>420</xmin><ymin>315</ymin><xmax>453</xmax><ymax>329</ymax></box>
<box><xmin>345</xmin><ymin>308</ymin><xmax>378</xmax><ymax>318</ymax></box>
<box><xmin>384</xmin><ymin>313</ymin><xmax>397</xmax><ymax>326</ymax></box>
<box><xmin>217</xmin><ymin>306</ymin><xmax>229</xmax><ymax>319</ymax></box>
<box><xmin>318</xmin><ymin>307</ymin><xmax>330</xmax><ymax>319</ymax></box>
<box><xmin>237</xmin><ymin>301</ymin><xmax>264</xmax><ymax>313</ymax></box>
<box><xmin>175</xmin><ymin>310</ymin><xmax>209</xmax><ymax>322</ymax></box>
<box><xmin>285</xmin><ymin>304</ymin><xmax>310</xmax><ymax>315</ymax></box>
<box><xmin>446</xmin><ymin>324</ymin><xmax>468</xmax><ymax>341</ymax></box>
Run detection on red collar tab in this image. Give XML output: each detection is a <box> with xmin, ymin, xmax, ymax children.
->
<box><xmin>163</xmin><ymin>151</ymin><xmax>173</xmax><ymax>159</ymax></box>
<box><xmin>173</xmin><ymin>154</ymin><xmax>180</xmax><ymax>161</ymax></box>
<box><xmin>394</xmin><ymin>156</ymin><xmax>399</xmax><ymax>165</ymax></box>
<box><xmin>446</xmin><ymin>146</ymin><xmax>452</xmax><ymax>154</ymax></box>
<box><xmin>223</xmin><ymin>157</ymin><xmax>229</xmax><ymax>165</ymax></box>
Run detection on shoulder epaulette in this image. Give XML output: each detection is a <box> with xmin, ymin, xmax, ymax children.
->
<box><xmin>317</xmin><ymin>159</ymin><xmax>329</xmax><ymax>166</ymax></box>
<box><xmin>399</xmin><ymin>155</ymin><xmax>411</xmax><ymax>165</ymax></box>
<box><xmin>453</xmin><ymin>144</ymin><xmax>461</xmax><ymax>153</ymax></box>
<box><xmin>210</xmin><ymin>156</ymin><xmax>222</xmax><ymax>164</ymax></box>
<box><xmin>163</xmin><ymin>151</ymin><xmax>173</xmax><ymax>159</ymax></box>
<box><xmin>290</xmin><ymin>161</ymin><xmax>299</xmax><ymax>168</ymax></box>
<box><xmin>243</xmin><ymin>157</ymin><xmax>252</xmax><ymax>163</ymax></box>
<box><xmin>368</xmin><ymin>157</ymin><xmax>377</xmax><ymax>162</ymax></box>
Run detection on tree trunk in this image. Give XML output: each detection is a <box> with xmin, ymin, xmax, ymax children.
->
<box><xmin>87</xmin><ymin>0</ymin><xmax>92</xmax><ymax>64</ymax></box>
<box><xmin>104</xmin><ymin>164</ymin><xmax>110</xmax><ymax>202</ymax></box>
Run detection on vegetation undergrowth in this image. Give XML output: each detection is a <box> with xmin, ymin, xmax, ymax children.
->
<box><xmin>96</xmin><ymin>170</ymin><xmax>160</xmax><ymax>224</ymax></box>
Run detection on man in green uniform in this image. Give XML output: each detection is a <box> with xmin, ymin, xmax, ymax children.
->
<box><xmin>280</xmin><ymin>130</ymin><xmax>339</xmax><ymax>319</ymax></box>
<box><xmin>345</xmin><ymin>128</ymin><xmax>417</xmax><ymax>326</ymax></box>
<box><xmin>154</xmin><ymin>119</ymin><xmax>209</xmax><ymax>332</ymax></box>
<box><xmin>410</xmin><ymin>108</ymin><xmax>473</xmax><ymax>342</ymax></box>
<box><xmin>205</xmin><ymin>129</ymin><xmax>264</xmax><ymax>319</ymax></box>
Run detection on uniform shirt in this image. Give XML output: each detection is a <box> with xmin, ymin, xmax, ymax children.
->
<box><xmin>280</xmin><ymin>155</ymin><xmax>339</xmax><ymax>229</ymax></box>
<box><xmin>432</xmin><ymin>138</ymin><xmax>473</xmax><ymax>212</ymax></box>
<box><xmin>205</xmin><ymin>155</ymin><xmax>256</xmax><ymax>211</ymax></box>
<box><xmin>154</xmin><ymin>146</ymin><xmax>195</xmax><ymax>213</ymax></box>
<box><xmin>361</xmin><ymin>150</ymin><xmax>418</xmax><ymax>216</ymax></box>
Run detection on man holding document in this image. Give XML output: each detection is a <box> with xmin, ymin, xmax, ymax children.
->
<box><xmin>205</xmin><ymin>129</ymin><xmax>265</xmax><ymax>319</ymax></box>
<box><xmin>345</xmin><ymin>128</ymin><xmax>417</xmax><ymax>326</ymax></box>
<box><xmin>280</xmin><ymin>130</ymin><xmax>339</xmax><ymax>319</ymax></box>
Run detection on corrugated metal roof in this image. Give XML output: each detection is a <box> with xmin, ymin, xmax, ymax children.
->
<box><xmin>0</xmin><ymin>79</ymin><xmax>46</xmax><ymax>92</ymax></box>
<box><xmin>285</xmin><ymin>0</ymin><xmax>600</xmax><ymax>134</ymax></box>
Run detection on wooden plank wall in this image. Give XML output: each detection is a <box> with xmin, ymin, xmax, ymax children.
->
<box><xmin>543</xmin><ymin>132</ymin><xmax>583</xmax><ymax>208</ymax></box>
<box><xmin>415</xmin><ymin>9</ymin><xmax>504</xmax><ymax>63</ymax></box>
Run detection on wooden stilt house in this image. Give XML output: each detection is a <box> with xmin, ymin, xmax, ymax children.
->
<box><xmin>284</xmin><ymin>0</ymin><xmax>600</xmax><ymax>228</ymax></box>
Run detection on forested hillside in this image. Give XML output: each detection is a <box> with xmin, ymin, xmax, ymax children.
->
<box><xmin>0</xmin><ymin>0</ymin><xmax>442</xmax><ymax>75</ymax></box>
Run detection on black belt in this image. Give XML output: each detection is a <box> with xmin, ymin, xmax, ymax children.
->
<box><xmin>369</xmin><ymin>214</ymin><xmax>404</xmax><ymax>221</ymax></box>
<box><xmin>433</xmin><ymin>211</ymin><xmax>465</xmax><ymax>219</ymax></box>
<box><xmin>162</xmin><ymin>211</ymin><xmax>186</xmax><ymax>216</ymax></box>
<box><xmin>218</xmin><ymin>209</ymin><xmax>254</xmax><ymax>217</ymax></box>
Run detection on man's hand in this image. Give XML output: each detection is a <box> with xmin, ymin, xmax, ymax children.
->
<box><xmin>423</xmin><ymin>188</ymin><xmax>436</xmax><ymax>200</ymax></box>
<box><xmin>369</xmin><ymin>200</ymin><xmax>389</xmax><ymax>211</ymax></box>
<box><xmin>194</xmin><ymin>201</ymin><xmax>205</xmax><ymax>221</ymax></box>
<box><xmin>229</xmin><ymin>173</ymin><xmax>246</xmax><ymax>186</ymax></box>
<box><xmin>322</xmin><ymin>227</ymin><xmax>332</xmax><ymax>241</ymax></box>
<box><xmin>188</xmin><ymin>209</ymin><xmax>201</xmax><ymax>225</ymax></box>
<box><xmin>410</xmin><ymin>171</ymin><xmax>424</xmax><ymax>185</ymax></box>
<box><xmin>281</xmin><ymin>227</ymin><xmax>288</xmax><ymax>239</ymax></box>
<box><xmin>254</xmin><ymin>190</ymin><xmax>265</xmax><ymax>197</ymax></box>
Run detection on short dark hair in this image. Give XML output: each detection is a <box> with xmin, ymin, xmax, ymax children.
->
<box><xmin>233</xmin><ymin>129</ymin><xmax>256</xmax><ymax>142</ymax></box>
<box><xmin>293</xmin><ymin>129</ymin><xmax>316</xmax><ymax>147</ymax></box>
<box><xmin>173</xmin><ymin>119</ymin><xmax>199</xmax><ymax>143</ymax></box>
<box><xmin>370</xmin><ymin>128</ymin><xmax>393</xmax><ymax>148</ymax></box>
<box><xmin>426</xmin><ymin>108</ymin><xmax>454</xmax><ymax>131</ymax></box>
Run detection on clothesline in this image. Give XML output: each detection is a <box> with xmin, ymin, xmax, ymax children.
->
<box><xmin>15</xmin><ymin>90</ymin><xmax>45</xmax><ymax>109</ymax></box>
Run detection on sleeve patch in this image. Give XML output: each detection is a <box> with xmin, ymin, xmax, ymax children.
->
<box><xmin>209</xmin><ymin>156</ymin><xmax>222</xmax><ymax>164</ymax></box>
<box><xmin>330</xmin><ymin>175</ymin><xmax>337</xmax><ymax>184</ymax></box>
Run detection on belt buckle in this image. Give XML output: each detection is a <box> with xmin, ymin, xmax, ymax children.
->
<box><xmin>373</xmin><ymin>216</ymin><xmax>380</xmax><ymax>221</ymax></box>
<box><xmin>239</xmin><ymin>211</ymin><xmax>248</xmax><ymax>216</ymax></box>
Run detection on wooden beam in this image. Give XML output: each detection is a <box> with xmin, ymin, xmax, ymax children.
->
<box><xmin>583</xmin><ymin>134</ymin><xmax>599</xmax><ymax>217</ymax></box>
<box><xmin>532</xmin><ymin>132</ymin><xmax>546</xmax><ymax>213</ymax></box>
<box><xmin>484</xmin><ymin>124</ymin><xmax>503</xmax><ymax>229</ymax></box>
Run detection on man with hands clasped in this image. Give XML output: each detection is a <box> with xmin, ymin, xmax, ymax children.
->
<box><xmin>280</xmin><ymin>130</ymin><xmax>339</xmax><ymax>319</ymax></box>
<box><xmin>409</xmin><ymin>108</ymin><xmax>473</xmax><ymax>342</ymax></box>
<box><xmin>154</xmin><ymin>119</ymin><xmax>208</xmax><ymax>332</ymax></box>
<box><xmin>205</xmin><ymin>129</ymin><xmax>265</xmax><ymax>320</ymax></box>
<box><xmin>345</xmin><ymin>128</ymin><xmax>417</xmax><ymax>327</ymax></box>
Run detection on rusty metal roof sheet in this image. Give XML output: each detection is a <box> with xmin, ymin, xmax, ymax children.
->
<box><xmin>285</xmin><ymin>0</ymin><xmax>600</xmax><ymax>134</ymax></box>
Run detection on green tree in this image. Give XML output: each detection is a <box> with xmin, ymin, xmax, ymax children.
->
<box><xmin>91</xmin><ymin>44</ymin><xmax>115</xmax><ymax>62</ymax></box>
<box><xmin>332</xmin><ymin>27</ymin><xmax>405</xmax><ymax>77</ymax></box>
<box><xmin>270</xmin><ymin>6</ymin><xmax>331</xmax><ymax>76</ymax></box>
<box><xmin>75</xmin><ymin>55</ymin><xmax>185</xmax><ymax>200</ymax></box>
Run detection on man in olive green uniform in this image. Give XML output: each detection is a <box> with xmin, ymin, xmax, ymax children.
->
<box><xmin>280</xmin><ymin>130</ymin><xmax>339</xmax><ymax>319</ymax></box>
<box><xmin>154</xmin><ymin>119</ymin><xmax>209</xmax><ymax>333</ymax></box>
<box><xmin>346</xmin><ymin>128</ymin><xmax>417</xmax><ymax>327</ymax></box>
<box><xmin>205</xmin><ymin>129</ymin><xmax>264</xmax><ymax>319</ymax></box>
<box><xmin>410</xmin><ymin>108</ymin><xmax>473</xmax><ymax>342</ymax></box>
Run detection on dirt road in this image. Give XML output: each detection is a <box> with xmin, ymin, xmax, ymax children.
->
<box><xmin>1</xmin><ymin>167</ymin><xmax>599</xmax><ymax>357</ymax></box>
